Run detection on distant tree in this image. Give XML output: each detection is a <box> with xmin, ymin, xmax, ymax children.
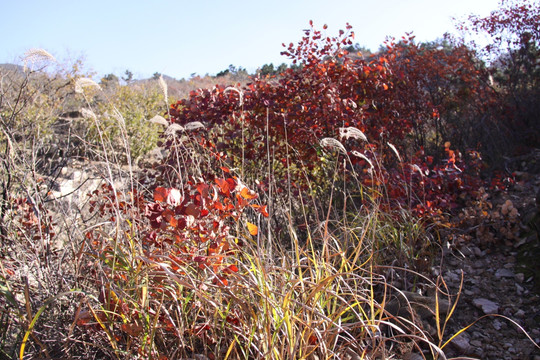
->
<box><xmin>276</xmin><ymin>63</ymin><xmax>288</xmax><ymax>74</ymax></box>
<box><xmin>345</xmin><ymin>43</ymin><xmax>372</xmax><ymax>56</ymax></box>
<box><xmin>259</xmin><ymin>63</ymin><xmax>288</xmax><ymax>76</ymax></box>
<box><xmin>216</xmin><ymin>69</ymin><xmax>229</xmax><ymax>77</ymax></box>
<box><xmin>236</xmin><ymin>66</ymin><xmax>248</xmax><ymax>76</ymax></box>
<box><xmin>228</xmin><ymin>64</ymin><xmax>237</xmax><ymax>75</ymax></box>
<box><xmin>100</xmin><ymin>73</ymin><xmax>119</xmax><ymax>87</ymax></box>
<box><xmin>216</xmin><ymin>65</ymin><xmax>248</xmax><ymax>78</ymax></box>
<box><xmin>152</xmin><ymin>72</ymin><xmax>161</xmax><ymax>80</ymax></box>
<box><xmin>122</xmin><ymin>69</ymin><xmax>133</xmax><ymax>83</ymax></box>
<box><xmin>259</xmin><ymin>63</ymin><xmax>274</xmax><ymax>76</ymax></box>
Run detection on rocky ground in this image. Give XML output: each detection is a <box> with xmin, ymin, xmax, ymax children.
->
<box><xmin>438</xmin><ymin>150</ymin><xmax>540</xmax><ymax>359</ymax></box>
<box><xmin>441</xmin><ymin>242</ymin><xmax>540</xmax><ymax>359</ymax></box>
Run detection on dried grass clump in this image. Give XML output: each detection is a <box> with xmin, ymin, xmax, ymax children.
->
<box><xmin>320</xmin><ymin>137</ymin><xmax>347</xmax><ymax>154</ymax></box>
<box><xmin>22</xmin><ymin>48</ymin><xmax>56</xmax><ymax>71</ymax></box>
<box><xmin>352</xmin><ymin>150</ymin><xmax>374</xmax><ymax>169</ymax></box>
<box><xmin>339</xmin><ymin>126</ymin><xmax>368</xmax><ymax>142</ymax></box>
<box><xmin>387</xmin><ymin>142</ymin><xmax>402</xmax><ymax>163</ymax></box>
<box><xmin>149</xmin><ymin>114</ymin><xmax>169</xmax><ymax>126</ymax></box>
<box><xmin>74</xmin><ymin>77</ymin><xmax>102</xmax><ymax>94</ymax></box>
<box><xmin>158</xmin><ymin>74</ymin><xmax>168</xmax><ymax>106</ymax></box>
<box><xmin>80</xmin><ymin>108</ymin><xmax>97</xmax><ymax>120</ymax></box>
<box><xmin>165</xmin><ymin>123</ymin><xmax>185</xmax><ymax>135</ymax></box>
<box><xmin>184</xmin><ymin>121</ymin><xmax>205</xmax><ymax>131</ymax></box>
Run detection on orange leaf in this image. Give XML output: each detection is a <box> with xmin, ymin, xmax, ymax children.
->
<box><xmin>215</xmin><ymin>178</ymin><xmax>230</xmax><ymax>196</ymax></box>
<box><xmin>240</xmin><ymin>187</ymin><xmax>258</xmax><ymax>200</ymax></box>
<box><xmin>154</xmin><ymin>187</ymin><xmax>168</xmax><ymax>202</ymax></box>
<box><xmin>246</xmin><ymin>222</ymin><xmax>258</xmax><ymax>235</ymax></box>
<box><xmin>121</xmin><ymin>322</ymin><xmax>143</xmax><ymax>336</ymax></box>
<box><xmin>253</xmin><ymin>204</ymin><xmax>270</xmax><ymax>217</ymax></box>
<box><xmin>261</xmin><ymin>205</ymin><xmax>269</xmax><ymax>217</ymax></box>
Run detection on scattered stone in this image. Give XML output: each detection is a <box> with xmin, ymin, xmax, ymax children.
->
<box><xmin>502</xmin><ymin>307</ymin><xmax>513</xmax><ymax>316</ymax></box>
<box><xmin>471</xmin><ymin>331</ymin><xmax>483</xmax><ymax>339</ymax></box>
<box><xmin>515</xmin><ymin>272</ymin><xmax>525</xmax><ymax>283</ymax></box>
<box><xmin>403</xmin><ymin>353</ymin><xmax>423</xmax><ymax>360</ymax></box>
<box><xmin>495</xmin><ymin>268</ymin><xmax>514</xmax><ymax>278</ymax></box>
<box><xmin>444</xmin><ymin>270</ymin><xmax>460</xmax><ymax>283</ymax></box>
<box><xmin>514</xmin><ymin>309</ymin><xmax>525</xmax><ymax>318</ymax></box>
<box><xmin>473</xmin><ymin>298</ymin><xmax>499</xmax><ymax>314</ymax></box>
<box><xmin>470</xmin><ymin>339</ymin><xmax>483</xmax><ymax>348</ymax></box>
<box><xmin>492</xmin><ymin>319</ymin><xmax>502</xmax><ymax>330</ymax></box>
<box><xmin>460</xmin><ymin>246</ymin><xmax>474</xmax><ymax>257</ymax></box>
<box><xmin>472</xmin><ymin>260</ymin><xmax>485</xmax><ymax>269</ymax></box>
<box><xmin>450</xmin><ymin>333</ymin><xmax>471</xmax><ymax>354</ymax></box>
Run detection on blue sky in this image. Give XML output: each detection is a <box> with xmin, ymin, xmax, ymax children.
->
<box><xmin>1</xmin><ymin>0</ymin><xmax>501</xmax><ymax>80</ymax></box>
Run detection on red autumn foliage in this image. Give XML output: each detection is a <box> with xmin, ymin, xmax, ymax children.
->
<box><xmin>164</xmin><ymin>23</ymin><xmax>496</xmax><ymax>220</ymax></box>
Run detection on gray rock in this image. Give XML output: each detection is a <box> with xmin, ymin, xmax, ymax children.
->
<box><xmin>444</xmin><ymin>270</ymin><xmax>461</xmax><ymax>283</ymax></box>
<box><xmin>473</xmin><ymin>246</ymin><xmax>483</xmax><ymax>257</ymax></box>
<box><xmin>470</xmin><ymin>339</ymin><xmax>483</xmax><ymax>347</ymax></box>
<box><xmin>450</xmin><ymin>333</ymin><xmax>471</xmax><ymax>354</ymax></box>
<box><xmin>495</xmin><ymin>268</ymin><xmax>514</xmax><ymax>278</ymax></box>
<box><xmin>460</xmin><ymin>246</ymin><xmax>474</xmax><ymax>256</ymax></box>
<box><xmin>473</xmin><ymin>298</ymin><xmax>499</xmax><ymax>314</ymax></box>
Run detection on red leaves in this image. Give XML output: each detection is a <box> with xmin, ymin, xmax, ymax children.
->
<box><xmin>87</xmin><ymin>172</ymin><xmax>264</xmax><ymax>302</ymax></box>
<box><xmin>215</xmin><ymin>177</ymin><xmax>235</xmax><ymax>197</ymax></box>
<box><xmin>154</xmin><ymin>186</ymin><xmax>168</xmax><ymax>202</ymax></box>
<box><xmin>252</xmin><ymin>204</ymin><xmax>269</xmax><ymax>217</ymax></box>
<box><xmin>154</xmin><ymin>187</ymin><xmax>182</xmax><ymax>206</ymax></box>
<box><xmin>161</xmin><ymin>22</ymin><xmax>490</xmax><ymax>252</ymax></box>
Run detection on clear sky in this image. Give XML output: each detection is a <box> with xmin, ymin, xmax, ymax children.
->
<box><xmin>0</xmin><ymin>0</ymin><xmax>501</xmax><ymax>80</ymax></box>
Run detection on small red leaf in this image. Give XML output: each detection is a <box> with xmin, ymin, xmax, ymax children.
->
<box><xmin>215</xmin><ymin>178</ymin><xmax>230</xmax><ymax>196</ymax></box>
<box><xmin>213</xmin><ymin>276</ymin><xmax>228</xmax><ymax>286</ymax></box>
<box><xmin>154</xmin><ymin>187</ymin><xmax>168</xmax><ymax>202</ymax></box>
<box><xmin>196</xmin><ymin>183</ymin><xmax>209</xmax><ymax>198</ymax></box>
<box><xmin>184</xmin><ymin>203</ymin><xmax>200</xmax><ymax>218</ymax></box>
<box><xmin>259</xmin><ymin>205</ymin><xmax>269</xmax><ymax>217</ymax></box>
